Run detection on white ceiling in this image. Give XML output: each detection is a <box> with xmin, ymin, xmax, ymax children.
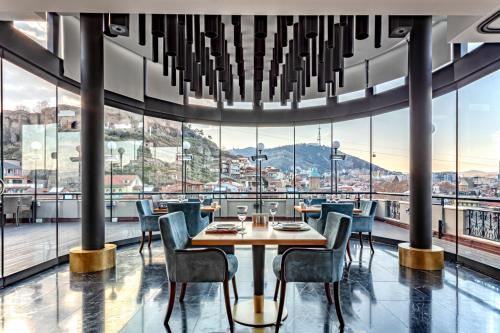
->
<box><xmin>0</xmin><ymin>0</ymin><xmax>499</xmax><ymax>16</ymax></box>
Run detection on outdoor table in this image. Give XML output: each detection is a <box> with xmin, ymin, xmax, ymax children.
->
<box><xmin>191</xmin><ymin>221</ymin><xmax>327</xmax><ymax>327</ymax></box>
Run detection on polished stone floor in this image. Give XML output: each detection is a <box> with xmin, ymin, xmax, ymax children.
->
<box><xmin>0</xmin><ymin>241</ymin><xmax>499</xmax><ymax>333</ymax></box>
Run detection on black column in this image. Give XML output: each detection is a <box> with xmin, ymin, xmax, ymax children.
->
<box><xmin>80</xmin><ymin>14</ymin><xmax>105</xmax><ymax>250</ymax></box>
<box><xmin>409</xmin><ymin>16</ymin><xmax>432</xmax><ymax>249</ymax></box>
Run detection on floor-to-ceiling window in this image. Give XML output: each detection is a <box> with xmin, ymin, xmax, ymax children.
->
<box><xmin>104</xmin><ymin>106</ymin><xmax>143</xmax><ymax>242</ymax></box>
<box><xmin>2</xmin><ymin>59</ymin><xmax>57</xmax><ymax>275</ymax></box>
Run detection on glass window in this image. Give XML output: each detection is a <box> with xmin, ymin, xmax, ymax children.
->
<box><xmin>13</xmin><ymin>21</ymin><xmax>48</xmax><ymax>48</ymax></box>
<box><xmin>298</xmin><ymin>97</ymin><xmax>326</xmax><ymax>108</ymax></box>
<box><xmin>143</xmin><ymin>117</ymin><xmax>182</xmax><ymax>195</ymax></box>
<box><xmin>2</xmin><ymin>59</ymin><xmax>57</xmax><ymax>275</ymax></box>
<box><xmin>373</xmin><ymin>77</ymin><xmax>406</xmax><ymax>94</ymax></box>
<box><xmin>183</xmin><ymin>123</ymin><xmax>220</xmax><ymax>193</ymax></box>
<box><xmin>263</xmin><ymin>101</ymin><xmax>291</xmax><ymax>110</ymax></box>
<box><xmin>337</xmin><ymin>89</ymin><xmax>366</xmax><ymax>103</ymax></box>
<box><xmin>294</xmin><ymin>124</ymin><xmax>332</xmax><ymax>193</ymax></box>
<box><xmin>188</xmin><ymin>97</ymin><xmax>217</xmax><ymax>108</ymax></box>
<box><xmin>332</xmin><ymin>118</ymin><xmax>371</xmax><ymax>195</ymax></box>
<box><xmin>224</xmin><ymin>101</ymin><xmax>253</xmax><ymax>110</ymax></box>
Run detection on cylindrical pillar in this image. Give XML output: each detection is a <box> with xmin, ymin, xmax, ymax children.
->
<box><xmin>409</xmin><ymin>16</ymin><xmax>432</xmax><ymax>249</ymax></box>
<box><xmin>80</xmin><ymin>13</ymin><xmax>105</xmax><ymax>250</ymax></box>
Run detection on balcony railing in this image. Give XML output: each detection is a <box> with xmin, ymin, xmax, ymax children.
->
<box><xmin>466</xmin><ymin>209</ymin><xmax>500</xmax><ymax>242</ymax></box>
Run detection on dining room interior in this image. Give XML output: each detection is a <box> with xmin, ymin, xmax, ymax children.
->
<box><xmin>0</xmin><ymin>1</ymin><xmax>499</xmax><ymax>332</ymax></box>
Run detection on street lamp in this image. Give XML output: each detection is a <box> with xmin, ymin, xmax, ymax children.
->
<box><xmin>330</xmin><ymin>140</ymin><xmax>346</xmax><ymax>195</ymax></box>
<box><xmin>31</xmin><ymin>141</ymin><xmax>42</xmax><ymax>222</ymax></box>
<box><xmin>251</xmin><ymin>143</ymin><xmax>268</xmax><ymax>213</ymax></box>
<box><xmin>181</xmin><ymin>141</ymin><xmax>193</xmax><ymax>193</ymax></box>
<box><xmin>107</xmin><ymin>141</ymin><xmax>117</xmax><ymax>222</ymax></box>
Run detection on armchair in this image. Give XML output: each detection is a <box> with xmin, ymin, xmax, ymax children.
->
<box><xmin>307</xmin><ymin>203</ymin><xmax>354</xmax><ymax>234</ymax></box>
<box><xmin>166</xmin><ymin>202</ymin><xmax>209</xmax><ymax>237</ymax></box>
<box><xmin>352</xmin><ymin>201</ymin><xmax>378</xmax><ymax>252</ymax></box>
<box><xmin>136</xmin><ymin>200</ymin><xmax>160</xmax><ymax>253</ymax></box>
<box><xmin>304</xmin><ymin>198</ymin><xmax>326</xmax><ymax>220</ymax></box>
<box><xmin>159</xmin><ymin>212</ymin><xmax>238</xmax><ymax>331</ymax></box>
<box><xmin>273</xmin><ymin>212</ymin><xmax>352</xmax><ymax>331</ymax></box>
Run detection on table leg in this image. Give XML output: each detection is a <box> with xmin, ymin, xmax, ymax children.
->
<box><xmin>232</xmin><ymin>245</ymin><xmax>287</xmax><ymax>327</ymax></box>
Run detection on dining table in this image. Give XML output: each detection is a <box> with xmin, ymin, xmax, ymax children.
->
<box><xmin>153</xmin><ymin>205</ymin><xmax>221</xmax><ymax>222</ymax></box>
<box><xmin>294</xmin><ymin>205</ymin><xmax>362</xmax><ymax>222</ymax></box>
<box><xmin>191</xmin><ymin>221</ymin><xmax>327</xmax><ymax>327</ymax></box>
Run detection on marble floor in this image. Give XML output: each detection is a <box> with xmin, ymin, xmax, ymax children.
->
<box><xmin>0</xmin><ymin>240</ymin><xmax>499</xmax><ymax>333</ymax></box>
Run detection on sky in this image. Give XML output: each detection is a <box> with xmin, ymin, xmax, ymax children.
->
<box><xmin>6</xmin><ymin>23</ymin><xmax>500</xmax><ymax>174</ymax></box>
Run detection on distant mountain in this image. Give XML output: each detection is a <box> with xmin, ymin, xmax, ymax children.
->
<box><xmin>229</xmin><ymin>143</ymin><xmax>387</xmax><ymax>174</ymax></box>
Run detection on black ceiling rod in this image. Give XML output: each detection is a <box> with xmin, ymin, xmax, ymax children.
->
<box><xmin>190</xmin><ymin>55</ymin><xmax>197</xmax><ymax>91</ymax></box>
<box><xmin>179</xmin><ymin>71</ymin><xmax>184</xmax><ymax>95</ymax></box>
<box><xmin>338</xmin><ymin>68</ymin><xmax>344</xmax><ymax>88</ymax></box>
<box><xmin>374</xmin><ymin>15</ymin><xmax>382</xmax><ymax>48</ymax></box>
<box><xmin>236</xmin><ymin>45</ymin><xmax>243</xmax><ymax>63</ymax></box>
<box><xmin>325</xmin><ymin>42</ymin><xmax>333</xmax><ymax>83</ymax></box>
<box><xmin>305</xmin><ymin>54</ymin><xmax>311</xmax><ymax>87</ymax></box>
<box><xmin>214</xmin><ymin>23</ymin><xmax>225</xmax><ymax>70</ymax></box>
<box><xmin>311</xmin><ymin>38</ymin><xmax>317</xmax><ymax>76</ymax></box>
<box><xmin>333</xmin><ymin>23</ymin><xmax>344</xmax><ymax>72</ymax></box>
<box><xmin>103</xmin><ymin>14</ymin><xmax>117</xmax><ymax>38</ymax></box>
<box><xmin>205</xmin><ymin>47</ymin><xmax>211</xmax><ymax>86</ymax></box>
<box><xmin>255</xmin><ymin>15</ymin><xmax>267</xmax><ymax>38</ymax></box>
<box><xmin>299</xmin><ymin>16</ymin><xmax>309</xmax><ymax>57</ymax></box>
<box><xmin>318</xmin><ymin>16</ymin><xmax>325</xmax><ymax>63</ymax></box>
<box><xmin>163</xmin><ymin>37</ymin><xmax>168</xmax><ymax>76</ymax></box>
<box><xmin>280</xmin><ymin>65</ymin><xmax>286</xmax><ymax>105</ymax></box>
<box><xmin>208</xmin><ymin>59</ymin><xmax>214</xmax><ymax>95</ymax></box>
<box><xmin>166</xmin><ymin>15</ymin><xmax>177</xmax><ymax>56</ymax></box>
<box><xmin>152</xmin><ymin>14</ymin><xmax>165</xmax><ymax>37</ymax></box>
<box><xmin>255</xmin><ymin>38</ymin><xmax>266</xmax><ymax>57</ymax></box>
<box><xmin>317</xmin><ymin>60</ymin><xmax>325</xmax><ymax>92</ymax></box>
<box><xmin>204</xmin><ymin>15</ymin><xmax>219</xmax><ymax>39</ymax></box>
<box><xmin>171</xmin><ymin>56</ymin><xmax>177</xmax><ymax>85</ymax></box>
<box><xmin>355</xmin><ymin>15</ymin><xmax>369</xmax><ymax>40</ymax></box>
<box><xmin>186</xmin><ymin>15</ymin><xmax>193</xmax><ymax>44</ymax></box>
<box><xmin>269</xmin><ymin>68</ymin><xmax>274</xmax><ymax>101</ymax></box>
<box><xmin>286</xmin><ymin>16</ymin><xmax>294</xmax><ymax>26</ymax></box>
<box><xmin>293</xmin><ymin>24</ymin><xmax>301</xmax><ymax>71</ymax></box>
<box><xmin>176</xmin><ymin>17</ymin><xmax>185</xmax><ymax>70</ymax></box>
<box><xmin>200</xmin><ymin>33</ymin><xmax>206</xmax><ymax>74</ymax></box>
<box><xmin>343</xmin><ymin>15</ymin><xmax>354</xmax><ymax>58</ymax></box>
<box><xmin>275</xmin><ymin>32</ymin><xmax>283</xmax><ymax>64</ymax></box>
<box><xmin>109</xmin><ymin>14</ymin><xmax>130</xmax><ymax>36</ymax></box>
<box><xmin>227</xmin><ymin>64</ymin><xmax>234</xmax><ymax>105</ymax></box>
<box><xmin>194</xmin><ymin>15</ymin><xmax>201</xmax><ymax>62</ymax></box>
<box><xmin>327</xmin><ymin>15</ymin><xmax>334</xmax><ymax>48</ymax></box>
<box><xmin>138</xmin><ymin>14</ymin><xmax>146</xmax><ymax>45</ymax></box>
<box><xmin>301</xmin><ymin>59</ymin><xmax>306</xmax><ymax>96</ymax></box>
<box><xmin>279</xmin><ymin>16</ymin><xmax>288</xmax><ymax>48</ymax></box>
<box><xmin>234</xmin><ymin>24</ymin><xmax>242</xmax><ymax>47</ymax></box>
<box><xmin>184</xmin><ymin>44</ymin><xmax>193</xmax><ymax>82</ymax></box>
<box><xmin>306</xmin><ymin>15</ymin><xmax>318</xmax><ymax>38</ymax></box>
<box><xmin>152</xmin><ymin>35</ymin><xmax>159</xmax><ymax>62</ymax></box>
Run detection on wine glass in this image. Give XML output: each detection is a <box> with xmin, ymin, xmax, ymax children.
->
<box><xmin>236</xmin><ymin>205</ymin><xmax>248</xmax><ymax>234</ymax></box>
<box><xmin>199</xmin><ymin>194</ymin><xmax>205</xmax><ymax>204</ymax></box>
<box><xmin>269</xmin><ymin>202</ymin><xmax>279</xmax><ymax>225</ymax></box>
<box><xmin>307</xmin><ymin>195</ymin><xmax>313</xmax><ymax>207</ymax></box>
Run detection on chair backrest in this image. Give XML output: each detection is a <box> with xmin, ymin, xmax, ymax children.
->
<box><xmin>359</xmin><ymin>200</ymin><xmax>378</xmax><ymax>217</ymax></box>
<box><xmin>159</xmin><ymin>212</ymin><xmax>190</xmax><ymax>281</ymax></box>
<box><xmin>136</xmin><ymin>200</ymin><xmax>153</xmax><ymax>218</ymax></box>
<box><xmin>202</xmin><ymin>198</ymin><xmax>213</xmax><ymax>206</ymax></box>
<box><xmin>320</xmin><ymin>203</ymin><xmax>354</xmax><ymax>220</ymax></box>
<box><xmin>324</xmin><ymin>212</ymin><xmax>353</xmax><ymax>250</ymax></box>
<box><xmin>166</xmin><ymin>202</ymin><xmax>206</xmax><ymax>236</ymax></box>
<box><xmin>310</xmin><ymin>198</ymin><xmax>326</xmax><ymax>205</ymax></box>
<box><xmin>188</xmin><ymin>198</ymin><xmax>200</xmax><ymax>203</ymax></box>
<box><xmin>19</xmin><ymin>196</ymin><xmax>33</xmax><ymax>209</ymax></box>
<box><xmin>151</xmin><ymin>195</ymin><xmax>161</xmax><ymax>208</ymax></box>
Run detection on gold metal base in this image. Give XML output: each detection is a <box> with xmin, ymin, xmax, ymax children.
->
<box><xmin>398</xmin><ymin>242</ymin><xmax>444</xmax><ymax>271</ymax></box>
<box><xmin>233</xmin><ymin>296</ymin><xmax>287</xmax><ymax>327</ymax></box>
<box><xmin>69</xmin><ymin>244</ymin><xmax>117</xmax><ymax>273</ymax></box>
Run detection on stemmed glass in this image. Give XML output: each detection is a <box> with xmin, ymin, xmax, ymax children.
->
<box><xmin>269</xmin><ymin>202</ymin><xmax>279</xmax><ymax>225</ymax></box>
<box><xmin>178</xmin><ymin>194</ymin><xmax>186</xmax><ymax>202</ymax></box>
<box><xmin>199</xmin><ymin>194</ymin><xmax>205</xmax><ymax>204</ymax></box>
<box><xmin>236</xmin><ymin>205</ymin><xmax>248</xmax><ymax>234</ymax></box>
<box><xmin>306</xmin><ymin>195</ymin><xmax>313</xmax><ymax>207</ymax></box>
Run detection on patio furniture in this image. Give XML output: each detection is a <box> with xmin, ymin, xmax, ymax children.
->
<box><xmin>136</xmin><ymin>200</ymin><xmax>160</xmax><ymax>253</ymax></box>
<box><xmin>352</xmin><ymin>200</ymin><xmax>378</xmax><ymax>252</ymax></box>
<box><xmin>159</xmin><ymin>211</ymin><xmax>238</xmax><ymax>331</ymax></box>
<box><xmin>273</xmin><ymin>212</ymin><xmax>352</xmax><ymax>331</ymax></box>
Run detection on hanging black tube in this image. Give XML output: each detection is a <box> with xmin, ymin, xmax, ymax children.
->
<box><xmin>306</xmin><ymin>16</ymin><xmax>318</xmax><ymax>38</ymax></box>
<box><xmin>325</xmin><ymin>43</ymin><xmax>333</xmax><ymax>83</ymax></box>
<box><xmin>171</xmin><ymin>56</ymin><xmax>177</xmax><ymax>85</ymax></box>
<box><xmin>311</xmin><ymin>38</ymin><xmax>317</xmax><ymax>76</ymax></box>
<box><xmin>327</xmin><ymin>15</ymin><xmax>334</xmax><ymax>48</ymax></box>
<box><xmin>205</xmin><ymin>47</ymin><xmax>211</xmax><ymax>85</ymax></box>
<box><xmin>343</xmin><ymin>15</ymin><xmax>354</xmax><ymax>58</ymax></box>
<box><xmin>166</xmin><ymin>15</ymin><xmax>177</xmax><ymax>56</ymax></box>
<box><xmin>319</xmin><ymin>16</ymin><xmax>325</xmax><ymax>63</ymax></box>
<box><xmin>204</xmin><ymin>15</ymin><xmax>219</xmax><ymax>39</ymax></box>
<box><xmin>305</xmin><ymin>55</ymin><xmax>311</xmax><ymax>87</ymax></box>
<box><xmin>299</xmin><ymin>16</ymin><xmax>309</xmax><ymax>57</ymax></box>
<box><xmin>103</xmin><ymin>14</ymin><xmax>117</xmax><ymax>38</ymax></box>
<box><xmin>234</xmin><ymin>24</ymin><xmax>242</xmax><ymax>47</ymax></box>
<box><xmin>286</xmin><ymin>16</ymin><xmax>294</xmax><ymax>26</ymax></box>
<box><xmin>215</xmin><ymin>23</ymin><xmax>225</xmax><ymax>70</ymax></box>
<box><xmin>255</xmin><ymin>16</ymin><xmax>267</xmax><ymax>38</ymax></box>
<box><xmin>232</xmin><ymin>15</ymin><xmax>241</xmax><ymax>26</ymax></box>
<box><xmin>179</xmin><ymin>71</ymin><xmax>184</xmax><ymax>95</ymax></box>
<box><xmin>200</xmin><ymin>33</ymin><xmax>206</xmax><ymax>70</ymax></box>
<box><xmin>186</xmin><ymin>15</ymin><xmax>193</xmax><ymax>44</ymax></box>
<box><xmin>280</xmin><ymin>16</ymin><xmax>288</xmax><ymax>47</ymax></box>
<box><xmin>254</xmin><ymin>56</ymin><xmax>264</xmax><ymax>70</ymax></box>
<box><xmin>176</xmin><ymin>22</ymin><xmax>185</xmax><ymax>70</ymax></box>
<box><xmin>208</xmin><ymin>59</ymin><xmax>214</xmax><ymax>94</ymax></box>
<box><xmin>355</xmin><ymin>15</ymin><xmax>369</xmax><ymax>40</ymax></box>
<box><xmin>152</xmin><ymin>14</ymin><xmax>165</xmax><ymax>37</ymax></box>
<box><xmin>184</xmin><ymin>45</ymin><xmax>192</xmax><ymax>82</ymax></box>
<box><xmin>254</xmin><ymin>38</ymin><xmax>266</xmax><ymax>56</ymax></box>
<box><xmin>301</xmin><ymin>60</ymin><xmax>306</xmax><ymax>95</ymax></box>
<box><xmin>375</xmin><ymin>15</ymin><xmax>382</xmax><ymax>48</ymax></box>
<box><xmin>152</xmin><ymin>36</ymin><xmax>159</xmax><ymax>62</ymax></box>
<box><xmin>338</xmin><ymin>68</ymin><xmax>344</xmax><ymax>88</ymax></box>
<box><xmin>317</xmin><ymin>60</ymin><xmax>325</xmax><ymax>92</ymax></box>
<box><xmin>333</xmin><ymin>23</ymin><xmax>344</xmax><ymax>71</ymax></box>
<box><xmin>138</xmin><ymin>14</ymin><xmax>146</xmax><ymax>45</ymax></box>
<box><xmin>163</xmin><ymin>38</ymin><xmax>168</xmax><ymax>76</ymax></box>
<box><xmin>194</xmin><ymin>15</ymin><xmax>201</xmax><ymax>62</ymax></box>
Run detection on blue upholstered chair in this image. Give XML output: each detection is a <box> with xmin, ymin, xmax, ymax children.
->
<box><xmin>272</xmin><ymin>212</ymin><xmax>352</xmax><ymax>331</ymax></box>
<box><xmin>136</xmin><ymin>200</ymin><xmax>160</xmax><ymax>253</ymax></box>
<box><xmin>307</xmin><ymin>203</ymin><xmax>354</xmax><ymax>234</ymax></box>
<box><xmin>188</xmin><ymin>198</ymin><xmax>213</xmax><ymax>219</ymax></box>
<box><xmin>159</xmin><ymin>212</ymin><xmax>238</xmax><ymax>331</ymax></box>
<box><xmin>166</xmin><ymin>202</ymin><xmax>210</xmax><ymax>237</ymax></box>
<box><xmin>352</xmin><ymin>201</ymin><xmax>378</xmax><ymax>252</ymax></box>
<box><xmin>304</xmin><ymin>198</ymin><xmax>327</xmax><ymax>219</ymax></box>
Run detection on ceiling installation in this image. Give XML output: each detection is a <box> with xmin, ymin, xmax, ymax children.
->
<box><xmin>102</xmin><ymin>14</ymin><xmax>410</xmax><ymax>106</ymax></box>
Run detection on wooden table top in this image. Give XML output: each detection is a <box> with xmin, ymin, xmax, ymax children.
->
<box><xmin>191</xmin><ymin>222</ymin><xmax>327</xmax><ymax>246</ymax></box>
<box><xmin>294</xmin><ymin>205</ymin><xmax>362</xmax><ymax>215</ymax></box>
<box><xmin>153</xmin><ymin>205</ymin><xmax>220</xmax><ymax>214</ymax></box>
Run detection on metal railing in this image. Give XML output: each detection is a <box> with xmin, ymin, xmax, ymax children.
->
<box><xmin>466</xmin><ymin>210</ymin><xmax>500</xmax><ymax>242</ymax></box>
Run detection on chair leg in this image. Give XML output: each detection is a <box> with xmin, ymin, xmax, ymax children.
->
<box><xmin>223</xmin><ymin>281</ymin><xmax>234</xmax><ymax>332</ymax></box>
<box><xmin>359</xmin><ymin>232</ymin><xmax>363</xmax><ymax>248</ymax></box>
<box><xmin>179</xmin><ymin>283</ymin><xmax>187</xmax><ymax>302</ymax></box>
<box><xmin>333</xmin><ymin>281</ymin><xmax>344</xmax><ymax>328</ymax></box>
<box><xmin>369</xmin><ymin>232</ymin><xmax>375</xmax><ymax>253</ymax></box>
<box><xmin>273</xmin><ymin>279</ymin><xmax>280</xmax><ymax>301</ymax></box>
<box><xmin>147</xmin><ymin>230</ymin><xmax>153</xmax><ymax>248</ymax></box>
<box><xmin>139</xmin><ymin>231</ymin><xmax>145</xmax><ymax>253</ymax></box>
<box><xmin>324</xmin><ymin>283</ymin><xmax>333</xmax><ymax>304</ymax></box>
<box><xmin>346</xmin><ymin>240</ymin><xmax>352</xmax><ymax>261</ymax></box>
<box><xmin>275</xmin><ymin>281</ymin><xmax>287</xmax><ymax>333</ymax></box>
<box><xmin>232</xmin><ymin>277</ymin><xmax>239</xmax><ymax>300</ymax></box>
<box><xmin>164</xmin><ymin>282</ymin><xmax>176</xmax><ymax>326</ymax></box>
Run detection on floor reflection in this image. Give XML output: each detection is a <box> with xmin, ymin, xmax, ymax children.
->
<box><xmin>0</xmin><ymin>242</ymin><xmax>498</xmax><ymax>333</ymax></box>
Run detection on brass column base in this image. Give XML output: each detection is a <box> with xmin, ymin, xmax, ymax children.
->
<box><xmin>233</xmin><ymin>296</ymin><xmax>287</xmax><ymax>327</ymax></box>
<box><xmin>398</xmin><ymin>242</ymin><xmax>444</xmax><ymax>271</ymax></box>
<box><xmin>69</xmin><ymin>244</ymin><xmax>117</xmax><ymax>273</ymax></box>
